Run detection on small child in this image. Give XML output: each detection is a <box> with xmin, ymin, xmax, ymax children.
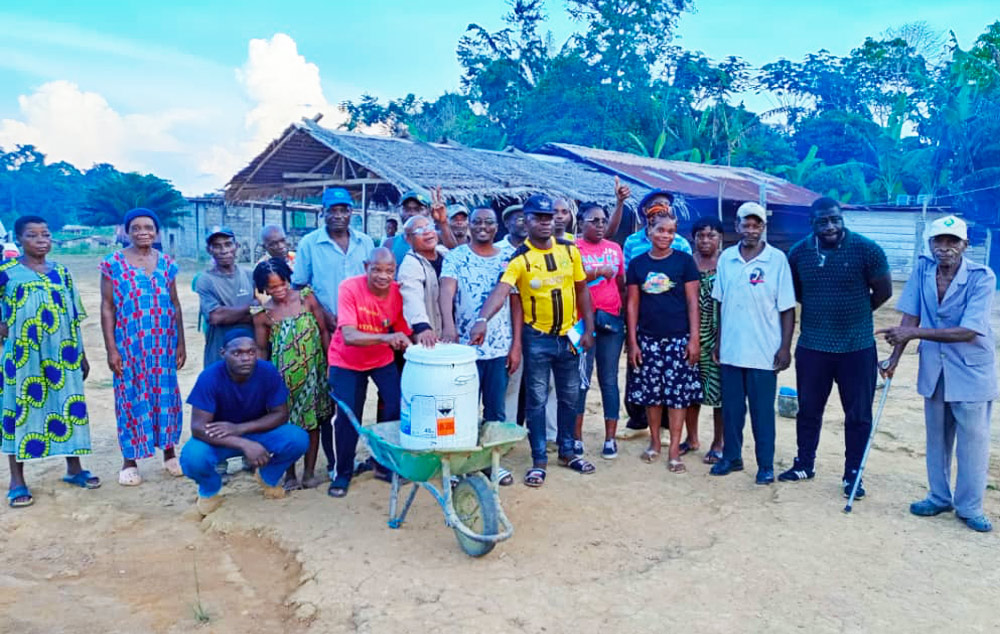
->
<box><xmin>625</xmin><ymin>213</ymin><xmax>702</xmax><ymax>473</ymax></box>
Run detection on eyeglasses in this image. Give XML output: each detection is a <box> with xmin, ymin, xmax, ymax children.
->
<box><xmin>407</xmin><ymin>225</ymin><xmax>434</xmax><ymax>236</ymax></box>
<box><xmin>471</xmin><ymin>220</ymin><xmax>497</xmax><ymax>227</ymax></box>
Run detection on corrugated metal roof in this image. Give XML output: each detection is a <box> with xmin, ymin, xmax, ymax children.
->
<box><xmin>226</xmin><ymin>120</ymin><xmax>819</xmax><ymax>212</ymax></box>
<box><xmin>539</xmin><ymin>143</ymin><xmax>821</xmax><ymax>206</ymax></box>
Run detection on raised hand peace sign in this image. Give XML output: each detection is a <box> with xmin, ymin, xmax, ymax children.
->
<box><xmin>430</xmin><ymin>185</ymin><xmax>447</xmax><ymax>224</ymax></box>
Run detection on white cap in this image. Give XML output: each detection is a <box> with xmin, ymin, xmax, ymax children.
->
<box><xmin>736</xmin><ymin>201</ymin><xmax>767</xmax><ymax>221</ymax></box>
<box><xmin>927</xmin><ymin>215</ymin><xmax>968</xmax><ymax>240</ymax></box>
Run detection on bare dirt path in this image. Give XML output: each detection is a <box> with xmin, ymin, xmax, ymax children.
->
<box><xmin>1</xmin><ymin>255</ymin><xmax>998</xmax><ymax>633</ymax></box>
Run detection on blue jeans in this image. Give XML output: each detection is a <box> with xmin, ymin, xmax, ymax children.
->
<box><xmin>721</xmin><ymin>365</ymin><xmax>776</xmax><ymax>469</ymax></box>
<box><xmin>794</xmin><ymin>345</ymin><xmax>877</xmax><ymax>474</ymax></box>
<box><xmin>522</xmin><ymin>326</ymin><xmax>579</xmax><ymax>463</ymax></box>
<box><xmin>328</xmin><ymin>363</ymin><xmax>401</xmax><ymax>483</ymax></box>
<box><xmin>477</xmin><ymin>357</ymin><xmax>508</xmax><ymax>422</ymax></box>
<box><xmin>180</xmin><ymin>424</ymin><xmax>309</xmax><ymax>498</ymax></box>
<box><xmin>576</xmin><ymin>312</ymin><xmax>624</xmax><ymax>420</ymax></box>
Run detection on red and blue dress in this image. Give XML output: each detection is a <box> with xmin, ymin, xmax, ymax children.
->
<box><xmin>100</xmin><ymin>251</ymin><xmax>182</xmax><ymax>460</ymax></box>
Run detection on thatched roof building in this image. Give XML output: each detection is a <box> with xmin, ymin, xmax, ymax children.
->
<box><xmin>225</xmin><ymin>118</ymin><xmax>638</xmax><ymax>208</ymax></box>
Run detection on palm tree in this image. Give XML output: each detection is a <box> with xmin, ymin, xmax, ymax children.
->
<box><xmin>81</xmin><ymin>172</ymin><xmax>187</xmax><ymax>227</ymax></box>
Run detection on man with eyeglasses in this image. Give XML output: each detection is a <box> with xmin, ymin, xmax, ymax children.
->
<box><xmin>196</xmin><ymin>226</ymin><xmax>255</xmax><ymax>368</ymax></box>
<box><xmin>383</xmin><ymin>189</ymin><xmax>459</xmax><ymax>266</ymax></box>
<box><xmin>779</xmin><ymin>197</ymin><xmax>891</xmax><ymax>500</ymax></box>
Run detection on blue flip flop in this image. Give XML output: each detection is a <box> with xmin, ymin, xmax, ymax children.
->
<box><xmin>7</xmin><ymin>485</ymin><xmax>33</xmax><ymax>508</ymax></box>
<box><xmin>62</xmin><ymin>470</ymin><xmax>101</xmax><ymax>489</ymax></box>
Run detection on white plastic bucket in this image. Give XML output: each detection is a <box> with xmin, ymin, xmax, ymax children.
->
<box><xmin>400</xmin><ymin>343</ymin><xmax>480</xmax><ymax>450</ymax></box>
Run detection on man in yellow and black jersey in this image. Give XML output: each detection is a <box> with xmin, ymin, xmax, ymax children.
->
<box><xmin>471</xmin><ymin>195</ymin><xmax>597</xmax><ymax>486</ymax></box>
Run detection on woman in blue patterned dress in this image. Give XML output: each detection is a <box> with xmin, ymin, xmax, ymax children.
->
<box><xmin>99</xmin><ymin>208</ymin><xmax>186</xmax><ymax>487</ymax></box>
<box><xmin>2</xmin><ymin>215</ymin><xmax>99</xmax><ymax>508</ymax></box>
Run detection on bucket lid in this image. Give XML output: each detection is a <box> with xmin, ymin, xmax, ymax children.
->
<box><xmin>404</xmin><ymin>342</ymin><xmax>478</xmax><ymax>365</ymax></box>
<box><xmin>778</xmin><ymin>386</ymin><xmax>797</xmax><ymax>396</ymax></box>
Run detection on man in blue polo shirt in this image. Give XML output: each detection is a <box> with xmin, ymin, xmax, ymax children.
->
<box><xmin>292</xmin><ymin>188</ymin><xmax>375</xmax><ymax>332</ymax></box>
<box><xmin>779</xmin><ymin>197</ymin><xmax>892</xmax><ymax>499</ymax></box>
<box><xmin>709</xmin><ymin>202</ymin><xmax>796</xmax><ymax>484</ymax></box>
<box><xmin>180</xmin><ymin>329</ymin><xmax>309</xmax><ymax>515</ymax></box>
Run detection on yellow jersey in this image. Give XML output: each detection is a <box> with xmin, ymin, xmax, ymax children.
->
<box><xmin>500</xmin><ymin>238</ymin><xmax>586</xmax><ymax>336</ymax></box>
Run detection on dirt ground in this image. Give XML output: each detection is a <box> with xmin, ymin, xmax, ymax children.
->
<box><xmin>1</xmin><ymin>254</ymin><xmax>998</xmax><ymax>633</ymax></box>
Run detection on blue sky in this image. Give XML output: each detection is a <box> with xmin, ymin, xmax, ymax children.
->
<box><xmin>0</xmin><ymin>1</ymin><xmax>996</xmax><ymax>194</ymax></box>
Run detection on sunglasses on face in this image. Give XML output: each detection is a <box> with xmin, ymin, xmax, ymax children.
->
<box><xmin>408</xmin><ymin>225</ymin><xmax>434</xmax><ymax>236</ymax></box>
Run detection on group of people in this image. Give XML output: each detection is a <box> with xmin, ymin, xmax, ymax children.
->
<box><xmin>1</xmin><ymin>183</ymin><xmax>994</xmax><ymax>534</ymax></box>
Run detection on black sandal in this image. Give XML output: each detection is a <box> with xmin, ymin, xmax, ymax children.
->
<box><xmin>524</xmin><ymin>468</ymin><xmax>546</xmax><ymax>487</ymax></box>
<box><xmin>561</xmin><ymin>456</ymin><xmax>596</xmax><ymax>475</ymax></box>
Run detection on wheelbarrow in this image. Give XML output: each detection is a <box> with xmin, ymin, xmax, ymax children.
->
<box><xmin>334</xmin><ymin>398</ymin><xmax>526</xmax><ymax>557</ymax></box>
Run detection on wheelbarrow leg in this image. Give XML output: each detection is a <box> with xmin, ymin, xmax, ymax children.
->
<box><xmin>388</xmin><ymin>472</ymin><xmax>419</xmax><ymax>529</ymax></box>
<box><xmin>491</xmin><ymin>447</ymin><xmax>501</xmax><ymax>492</ymax></box>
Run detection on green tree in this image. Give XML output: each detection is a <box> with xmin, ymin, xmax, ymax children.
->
<box><xmin>81</xmin><ymin>172</ymin><xmax>187</xmax><ymax>227</ymax></box>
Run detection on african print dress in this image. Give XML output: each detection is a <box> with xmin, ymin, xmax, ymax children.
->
<box><xmin>100</xmin><ymin>251</ymin><xmax>182</xmax><ymax>460</ymax></box>
<box><xmin>261</xmin><ymin>289</ymin><xmax>331</xmax><ymax>431</ymax></box>
<box><xmin>698</xmin><ymin>269</ymin><xmax>721</xmax><ymax>408</ymax></box>
<box><xmin>0</xmin><ymin>260</ymin><xmax>90</xmax><ymax>461</ymax></box>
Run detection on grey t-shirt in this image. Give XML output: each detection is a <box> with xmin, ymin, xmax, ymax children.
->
<box><xmin>195</xmin><ymin>267</ymin><xmax>254</xmax><ymax>367</ymax></box>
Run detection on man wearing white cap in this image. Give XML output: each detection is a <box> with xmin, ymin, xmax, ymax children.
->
<box><xmin>878</xmin><ymin>215</ymin><xmax>997</xmax><ymax>533</ymax></box>
<box><xmin>709</xmin><ymin>202</ymin><xmax>796</xmax><ymax>485</ymax></box>
<box><xmin>779</xmin><ymin>197</ymin><xmax>892</xmax><ymax>499</ymax></box>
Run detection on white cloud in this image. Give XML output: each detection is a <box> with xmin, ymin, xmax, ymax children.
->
<box><xmin>0</xmin><ymin>80</ymin><xmax>191</xmax><ymax>171</ymax></box>
<box><xmin>0</xmin><ymin>33</ymin><xmax>353</xmax><ymax>194</ymax></box>
<box><xmin>197</xmin><ymin>33</ymin><xmax>349</xmax><ymax>185</ymax></box>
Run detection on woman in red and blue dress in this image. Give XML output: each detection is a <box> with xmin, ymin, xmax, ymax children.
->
<box><xmin>99</xmin><ymin>208</ymin><xmax>186</xmax><ymax>487</ymax></box>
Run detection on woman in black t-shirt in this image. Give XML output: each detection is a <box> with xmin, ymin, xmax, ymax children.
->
<box><xmin>625</xmin><ymin>214</ymin><xmax>702</xmax><ymax>473</ymax></box>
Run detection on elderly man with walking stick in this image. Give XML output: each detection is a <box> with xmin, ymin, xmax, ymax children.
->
<box><xmin>878</xmin><ymin>215</ymin><xmax>996</xmax><ymax>533</ymax></box>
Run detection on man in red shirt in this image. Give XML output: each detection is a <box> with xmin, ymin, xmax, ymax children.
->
<box><xmin>327</xmin><ymin>247</ymin><xmax>412</xmax><ymax>498</ymax></box>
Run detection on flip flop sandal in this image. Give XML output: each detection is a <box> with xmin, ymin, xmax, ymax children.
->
<box><xmin>283</xmin><ymin>477</ymin><xmax>303</xmax><ymax>492</ymax></box>
<box><xmin>7</xmin><ymin>486</ymin><xmax>33</xmax><ymax>508</ymax></box>
<box><xmin>641</xmin><ymin>449</ymin><xmax>660</xmax><ymax>463</ymax></box>
<box><xmin>668</xmin><ymin>459</ymin><xmax>687</xmax><ymax>474</ymax></box>
<box><xmin>118</xmin><ymin>467</ymin><xmax>142</xmax><ymax>487</ymax></box>
<box><xmin>524</xmin><ymin>468</ymin><xmax>546</xmax><ymax>487</ymax></box>
<box><xmin>62</xmin><ymin>470</ymin><xmax>101</xmax><ymax>489</ymax></box>
<box><xmin>703</xmin><ymin>449</ymin><xmax>723</xmax><ymax>465</ymax></box>
<box><xmin>678</xmin><ymin>442</ymin><xmax>700</xmax><ymax>456</ymax></box>
<box><xmin>497</xmin><ymin>467</ymin><xmax>514</xmax><ymax>487</ymax></box>
<box><xmin>561</xmin><ymin>457</ymin><xmax>596</xmax><ymax>474</ymax></box>
<box><xmin>327</xmin><ymin>477</ymin><xmax>350</xmax><ymax>498</ymax></box>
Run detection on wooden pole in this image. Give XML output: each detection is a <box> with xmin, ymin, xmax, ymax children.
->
<box><xmin>362</xmin><ymin>182</ymin><xmax>368</xmax><ymax>234</ymax></box>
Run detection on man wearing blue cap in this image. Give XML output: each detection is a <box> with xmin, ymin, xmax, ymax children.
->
<box><xmin>196</xmin><ymin>226</ymin><xmax>255</xmax><ymax>368</ymax></box>
<box><xmin>292</xmin><ymin>188</ymin><xmax>375</xmax><ymax>333</ymax></box>
<box><xmin>879</xmin><ymin>215</ymin><xmax>997</xmax><ymax>533</ymax></box>
<box><xmin>471</xmin><ymin>194</ymin><xmax>597</xmax><ymax>487</ymax></box>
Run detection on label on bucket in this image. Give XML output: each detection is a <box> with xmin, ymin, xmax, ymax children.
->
<box><xmin>436</xmin><ymin>398</ymin><xmax>455</xmax><ymax>436</ymax></box>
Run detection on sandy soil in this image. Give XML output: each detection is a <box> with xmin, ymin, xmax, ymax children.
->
<box><xmin>1</xmin><ymin>255</ymin><xmax>998</xmax><ymax>633</ymax></box>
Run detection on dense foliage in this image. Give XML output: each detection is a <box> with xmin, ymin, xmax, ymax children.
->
<box><xmin>342</xmin><ymin>2</ymin><xmax>1000</xmax><ymax>222</ymax></box>
<box><xmin>0</xmin><ymin>145</ymin><xmax>187</xmax><ymax>231</ymax></box>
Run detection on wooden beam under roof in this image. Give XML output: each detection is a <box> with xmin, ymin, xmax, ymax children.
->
<box><xmin>281</xmin><ymin>177</ymin><xmax>388</xmax><ymax>188</ymax></box>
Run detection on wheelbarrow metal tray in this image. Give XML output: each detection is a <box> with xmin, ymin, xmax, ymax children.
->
<box><xmin>361</xmin><ymin>421</ymin><xmax>526</xmax><ymax>482</ymax></box>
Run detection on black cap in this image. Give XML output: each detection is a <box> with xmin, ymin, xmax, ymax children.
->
<box><xmin>523</xmin><ymin>194</ymin><xmax>554</xmax><ymax>215</ymax></box>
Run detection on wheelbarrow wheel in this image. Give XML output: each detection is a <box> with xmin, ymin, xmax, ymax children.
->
<box><xmin>451</xmin><ymin>474</ymin><xmax>499</xmax><ymax>557</ymax></box>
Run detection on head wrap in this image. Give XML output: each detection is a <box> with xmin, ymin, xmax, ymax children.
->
<box><xmin>124</xmin><ymin>208</ymin><xmax>161</xmax><ymax>232</ymax></box>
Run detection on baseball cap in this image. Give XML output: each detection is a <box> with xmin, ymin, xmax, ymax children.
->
<box><xmin>523</xmin><ymin>194</ymin><xmax>554</xmax><ymax>215</ymax></box>
<box><xmin>205</xmin><ymin>225</ymin><xmax>236</xmax><ymax>244</ymax></box>
<box><xmin>447</xmin><ymin>204</ymin><xmax>470</xmax><ymax>220</ymax></box>
<box><xmin>400</xmin><ymin>190</ymin><xmax>431</xmax><ymax>207</ymax></box>
<box><xmin>737</xmin><ymin>202</ymin><xmax>767</xmax><ymax>221</ymax></box>
<box><xmin>927</xmin><ymin>215</ymin><xmax>968</xmax><ymax>240</ymax></box>
<box><xmin>638</xmin><ymin>189</ymin><xmax>674</xmax><ymax>212</ymax></box>
<box><xmin>501</xmin><ymin>204</ymin><xmax>523</xmax><ymax>221</ymax></box>
<box><xmin>322</xmin><ymin>188</ymin><xmax>354</xmax><ymax>209</ymax></box>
